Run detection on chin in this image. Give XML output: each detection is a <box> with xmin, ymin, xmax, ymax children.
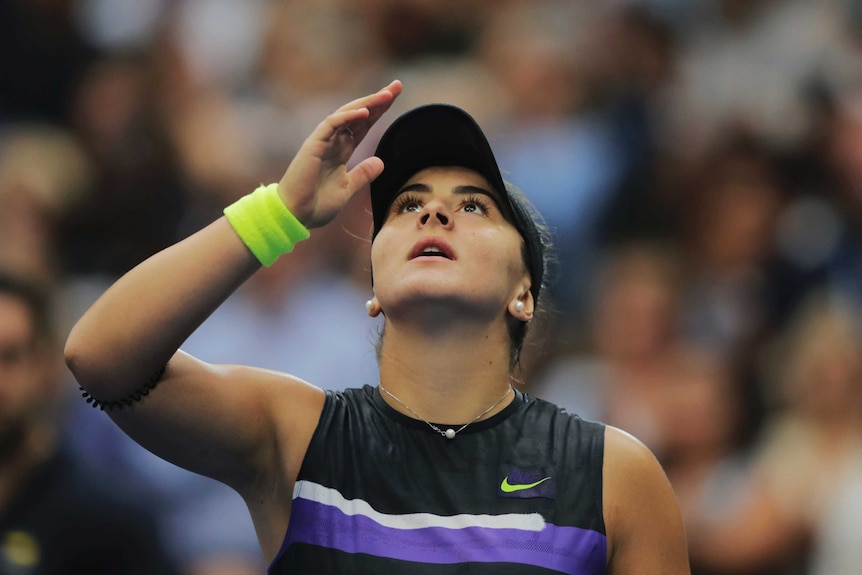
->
<box><xmin>382</xmin><ymin>286</ymin><xmax>499</xmax><ymax>320</ymax></box>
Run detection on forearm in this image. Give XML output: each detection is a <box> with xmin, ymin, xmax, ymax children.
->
<box><xmin>65</xmin><ymin>217</ymin><xmax>261</xmax><ymax>398</ymax></box>
<box><xmin>65</xmin><ymin>80</ymin><xmax>401</xmax><ymax>400</ymax></box>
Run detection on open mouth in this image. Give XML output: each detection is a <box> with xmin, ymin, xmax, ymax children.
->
<box><xmin>409</xmin><ymin>238</ymin><xmax>455</xmax><ymax>260</ymax></box>
<box><xmin>418</xmin><ymin>246</ymin><xmax>449</xmax><ymax>258</ymax></box>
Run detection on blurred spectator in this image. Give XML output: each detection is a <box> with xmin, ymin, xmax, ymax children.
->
<box><xmin>677</xmin><ymin>133</ymin><xmax>785</xmax><ymax>365</ymax></box>
<box><xmin>0</xmin><ymin>125</ymin><xmax>91</xmax><ymax>283</ymax></box>
<box><xmin>168</xmin><ymin>88</ymin><xmax>263</xmax><ymax>222</ymax></box>
<box><xmin>241</xmin><ymin>0</ymin><xmax>387</xmax><ymax>177</ymax></box>
<box><xmin>478</xmin><ymin>1</ymin><xmax>627</xmax><ymax>327</ymax></box>
<box><xmin>592</xmin><ymin>4</ymin><xmax>687</xmax><ymax>247</ymax></box>
<box><xmin>661</xmin><ymin>353</ymin><xmax>762</xmax><ymax>575</ymax></box>
<box><xmin>666</xmin><ymin>0</ymin><xmax>857</xmax><ymax>157</ymax></box>
<box><xmin>168</xmin><ymin>0</ymin><xmax>270</xmax><ymax>91</ymax></box>
<box><xmin>686</xmin><ymin>293</ymin><xmax>862</xmax><ymax>574</ymax></box>
<box><xmin>529</xmin><ymin>241</ymin><xmax>701</xmax><ymax>458</ymax></box>
<box><xmin>0</xmin><ymin>268</ymin><xmax>178</xmax><ymax>575</ymax></box>
<box><xmin>59</xmin><ymin>52</ymin><xmax>187</xmax><ymax>277</ymax></box>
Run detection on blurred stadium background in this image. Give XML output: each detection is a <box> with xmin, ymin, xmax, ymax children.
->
<box><xmin>2</xmin><ymin>1</ymin><xmax>862</xmax><ymax>573</ymax></box>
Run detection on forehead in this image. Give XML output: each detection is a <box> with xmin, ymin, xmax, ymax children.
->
<box><xmin>401</xmin><ymin>166</ymin><xmax>496</xmax><ymax>193</ymax></box>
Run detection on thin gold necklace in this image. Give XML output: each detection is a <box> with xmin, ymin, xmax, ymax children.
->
<box><xmin>378</xmin><ymin>384</ymin><xmax>513</xmax><ymax>440</ymax></box>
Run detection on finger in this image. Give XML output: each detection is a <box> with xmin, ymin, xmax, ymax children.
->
<box><xmin>361</xmin><ymin>100</ymin><xmax>397</xmax><ymax>137</ymax></box>
<box><xmin>363</xmin><ymin>81</ymin><xmax>402</xmax><ymax>121</ymax></box>
<box><xmin>378</xmin><ymin>79</ymin><xmax>403</xmax><ymax>100</ymax></box>
<box><xmin>336</xmin><ymin>80</ymin><xmax>402</xmax><ymax>115</ymax></box>
<box><xmin>311</xmin><ymin>81</ymin><xmax>402</xmax><ymax>146</ymax></box>
<box><xmin>313</xmin><ymin>108</ymin><xmax>370</xmax><ymax>143</ymax></box>
<box><xmin>347</xmin><ymin>156</ymin><xmax>384</xmax><ymax>192</ymax></box>
<box><xmin>348</xmin><ymin>85</ymin><xmax>403</xmax><ymax>141</ymax></box>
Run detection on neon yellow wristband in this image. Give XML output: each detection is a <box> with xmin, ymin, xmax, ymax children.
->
<box><xmin>224</xmin><ymin>183</ymin><xmax>310</xmax><ymax>266</ymax></box>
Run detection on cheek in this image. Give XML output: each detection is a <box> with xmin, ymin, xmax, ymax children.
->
<box><xmin>369</xmin><ymin>235</ymin><xmax>395</xmax><ymax>287</ymax></box>
<box><xmin>490</xmin><ymin>232</ymin><xmax>528</xmax><ymax>276</ymax></box>
<box><xmin>474</xmin><ymin>233</ymin><xmax>527</xmax><ymax>282</ymax></box>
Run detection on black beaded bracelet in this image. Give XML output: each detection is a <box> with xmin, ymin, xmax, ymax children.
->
<box><xmin>80</xmin><ymin>365</ymin><xmax>167</xmax><ymax>411</ymax></box>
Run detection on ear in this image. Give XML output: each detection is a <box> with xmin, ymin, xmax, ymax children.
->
<box><xmin>365</xmin><ymin>297</ymin><xmax>382</xmax><ymax>318</ymax></box>
<box><xmin>508</xmin><ymin>290</ymin><xmax>534</xmax><ymax>322</ymax></box>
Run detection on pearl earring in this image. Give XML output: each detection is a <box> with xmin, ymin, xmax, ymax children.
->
<box><xmin>515</xmin><ymin>301</ymin><xmax>525</xmax><ymax>312</ymax></box>
<box><xmin>366</xmin><ymin>300</ymin><xmax>375</xmax><ymax>313</ymax></box>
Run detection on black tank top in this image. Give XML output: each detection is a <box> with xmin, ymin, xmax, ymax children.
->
<box><xmin>268</xmin><ymin>385</ymin><xmax>607</xmax><ymax>574</ymax></box>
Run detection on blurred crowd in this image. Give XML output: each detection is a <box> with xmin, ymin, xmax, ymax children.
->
<box><xmin>1</xmin><ymin>0</ymin><xmax>862</xmax><ymax>573</ymax></box>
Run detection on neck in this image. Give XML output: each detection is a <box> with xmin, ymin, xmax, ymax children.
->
<box><xmin>378</xmin><ymin>319</ymin><xmax>515</xmax><ymax>424</ymax></box>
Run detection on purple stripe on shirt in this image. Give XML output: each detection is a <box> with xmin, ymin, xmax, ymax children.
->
<box><xmin>286</xmin><ymin>498</ymin><xmax>606</xmax><ymax>575</ymax></box>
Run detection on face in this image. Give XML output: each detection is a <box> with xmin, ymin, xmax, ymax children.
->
<box><xmin>0</xmin><ymin>294</ymin><xmax>46</xmax><ymax>456</ymax></box>
<box><xmin>370</xmin><ymin>166</ymin><xmax>531</xmax><ymax>321</ymax></box>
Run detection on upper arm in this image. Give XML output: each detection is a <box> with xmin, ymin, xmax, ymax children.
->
<box><xmin>102</xmin><ymin>349</ymin><xmax>326</xmax><ymax>494</ymax></box>
<box><xmin>603</xmin><ymin>425</ymin><xmax>691</xmax><ymax>575</ymax></box>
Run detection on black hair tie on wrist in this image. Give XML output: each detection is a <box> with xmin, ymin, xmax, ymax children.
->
<box><xmin>80</xmin><ymin>365</ymin><xmax>166</xmax><ymax>411</ymax></box>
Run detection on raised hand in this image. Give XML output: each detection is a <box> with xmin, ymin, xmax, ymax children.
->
<box><xmin>278</xmin><ymin>80</ymin><xmax>403</xmax><ymax>229</ymax></box>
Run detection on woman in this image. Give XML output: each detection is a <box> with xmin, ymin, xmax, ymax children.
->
<box><xmin>65</xmin><ymin>81</ymin><xmax>689</xmax><ymax>574</ymax></box>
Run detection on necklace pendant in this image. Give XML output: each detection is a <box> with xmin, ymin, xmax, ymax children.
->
<box><xmin>378</xmin><ymin>384</ymin><xmax>513</xmax><ymax>441</ymax></box>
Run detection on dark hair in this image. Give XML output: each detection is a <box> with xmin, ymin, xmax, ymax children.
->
<box><xmin>0</xmin><ymin>270</ymin><xmax>54</xmax><ymax>347</ymax></box>
<box><xmin>504</xmin><ymin>181</ymin><xmax>556</xmax><ymax>371</ymax></box>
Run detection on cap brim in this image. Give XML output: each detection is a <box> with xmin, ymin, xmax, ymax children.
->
<box><xmin>370</xmin><ymin>104</ymin><xmax>507</xmax><ymax>235</ymax></box>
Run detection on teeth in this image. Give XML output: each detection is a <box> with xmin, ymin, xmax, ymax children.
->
<box><xmin>423</xmin><ymin>247</ymin><xmax>442</xmax><ymax>254</ymax></box>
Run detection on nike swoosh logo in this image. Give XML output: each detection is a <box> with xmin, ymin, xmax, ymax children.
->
<box><xmin>500</xmin><ymin>476</ymin><xmax>552</xmax><ymax>493</ymax></box>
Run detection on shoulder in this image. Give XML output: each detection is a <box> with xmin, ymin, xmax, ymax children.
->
<box><xmin>602</xmin><ymin>426</ymin><xmax>673</xmax><ymax>523</ymax></box>
<box><xmin>521</xmin><ymin>390</ymin><xmax>598</xmax><ymax>419</ymax></box>
<box><xmin>519</xmin><ymin>392</ymin><xmax>606</xmax><ymax>442</ymax></box>
<box><xmin>603</xmin><ymin>425</ymin><xmax>664</xmax><ymax>484</ymax></box>
<box><xmin>302</xmin><ymin>385</ymin><xmax>381</xmax><ymax>441</ymax></box>
<box><xmin>317</xmin><ymin>384</ymin><xmax>377</xmax><ymax>413</ymax></box>
<box><xmin>602</xmin><ymin>426</ymin><xmax>691</xmax><ymax>575</ymax></box>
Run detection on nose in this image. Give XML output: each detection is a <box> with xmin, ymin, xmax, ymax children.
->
<box><xmin>418</xmin><ymin>200</ymin><xmax>451</xmax><ymax>228</ymax></box>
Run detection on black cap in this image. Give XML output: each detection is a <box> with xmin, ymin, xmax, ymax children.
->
<box><xmin>370</xmin><ymin>104</ymin><xmax>545</xmax><ymax>302</ymax></box>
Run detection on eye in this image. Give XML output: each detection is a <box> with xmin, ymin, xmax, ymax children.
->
<box><xmin>460</xmin><ymin>194</ymin><xmax>492</xmax><ymax>215</ymax></box>
<box><xmin>392</xmin><ymin>192</ymin><xmax>424</xmax><ymax>214</ymax></box>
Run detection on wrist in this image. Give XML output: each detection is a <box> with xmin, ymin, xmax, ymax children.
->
<box><xmin>224</xmin><ymin>183</ymin><xmax>311</xmax><ymax>266</ymax></box>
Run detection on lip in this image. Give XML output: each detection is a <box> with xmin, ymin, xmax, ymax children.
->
<box><xmin>408</xmin><ymin>236</ymin><xmax>456</xmax><ymax>260</ymax></box>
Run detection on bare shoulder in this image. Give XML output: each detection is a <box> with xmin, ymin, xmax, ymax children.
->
<box><xmin>603</xmin><ymin>425</ymin><xmax>666</xmax><ymax>489</ymax></box>
<box><xmin>602</xmin><ymin>425</ymin><xmax>691</xmax><ymax>575</ymax></box>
